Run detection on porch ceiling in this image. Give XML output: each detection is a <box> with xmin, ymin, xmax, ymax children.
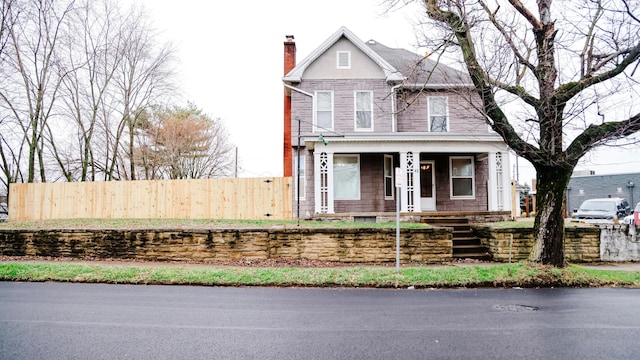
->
<box><xmin>304</xmin><ymin>132</ymin><xmax>508</xmax><ymax>153</ymax></box>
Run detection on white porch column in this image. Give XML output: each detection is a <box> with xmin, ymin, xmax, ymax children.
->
<box><xmin>399</xmin><ymin>152</ymin><xmax>408</xmax><ymax>212</ymax></box>
<box><xmin>314</xmin><ymin>150</ymin><xmax>335</xmax><ymax>214</ymax></box>
<box><xmin>326</xmin><ymin>152</ymin><xmax>335</xmax><ymax>214</ymax></box>
<box><xmin>487</xmin><ymin>151</ymin><xmax>511</xmax><ymax>212</ymax></box>
<box><xmin>314</xmin><ymin>151</ymin><xmax>323</xmax><ymax>214</ymax></box>
<box><xmin>501</xmin><ymin>152</ymin><xmax>512</xmax><ymax>212</ymax></box>
<box><xmin>399</xmin><ymin>151</ymin><xmax>418</xmax><ymax>212</ymax></box>
<box><xmin>488</xmin><ymin>152</ymin><xmax>498</xmax><ymax>211</ymax></box>
<box><xmin>412</xmin><ymin>152</ymin><xmax>421</xmax><ymax>212</ymax></box>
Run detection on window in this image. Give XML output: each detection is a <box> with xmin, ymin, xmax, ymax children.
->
<box><xmin>355</xmin><ymin>91</ymin><xmax>373</xmax><ymax>130</ymax></box>
<box><xmin>337</xmin><ymin>51</ymin><xmax>351</xmax><ymax>69</ymax></box>
<box><xmin>450</xmin><ymin>156</ymin><xmax>474</xmax><ymax>198</ymax></box>
<box><xmin>334</xmin><ymin>155</ymin><xmax>360</xmax><ymax>200</ymax></box>
<box><xmin>428</xmin><ymin>97</ymin><xmax>448</xmax><ymax>132</ymax></box>
<box><xmin>384</xmin><ymin>155</ymin><xmax>394</xmax><ymax>199</ymax></box>
<box><xmin>295</xmin><ymin>155</ymin><xmax>305</xmax><ymax>200</ymax></box>
<box><xmin>315</xmin><ymin>91</ymin><xmax>333</xmax><ymax>131</ymax></box>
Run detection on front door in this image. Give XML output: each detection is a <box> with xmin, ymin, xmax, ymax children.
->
<box><xmin>420</xmin><ymin>161</ymin><xmax>435</xmax><ymax>211</ymax></box>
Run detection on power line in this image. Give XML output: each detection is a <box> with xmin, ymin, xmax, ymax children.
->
<box><xmin>580</xmin><ymin>160</ymin><xmax>640</xmax><ymax>167</ymax></box>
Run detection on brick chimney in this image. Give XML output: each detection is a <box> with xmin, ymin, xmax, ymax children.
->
<box><xmin>283</xmin><ymin>35</ymin><xmax>296</xmax><ymax>177</ymax></box>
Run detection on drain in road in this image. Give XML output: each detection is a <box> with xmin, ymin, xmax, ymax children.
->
<box><xmin>493</xmin><ymin>304</ymin><xmax>539</xmax><ymax>312</ymax></box>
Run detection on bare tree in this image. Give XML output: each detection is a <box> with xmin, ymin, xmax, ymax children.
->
<box><xmin>0</xmin><ymin>0</ymin><xmax>76</xmax><ymax>183</ymax></box>
<box><xmin>0</xmin><ymin>0</ymin><xmax>16</xmax><ymax>56</ymax></box>
<box><xmin>54</xmin><ymin>0</ymin><xmax>124</xmax><ymax>181</ymax></box>
<box><xmin>135</xmin><ymin>104</ymin><xmax>235</xmax><ymax>180</ymax></box>
<box><xmin>399</xmin><ymin>0</ymin><xmax>640</xmax><ymax>266</ymax></box>
<box><xmin>105</xmin><ymin>4</ymin><xmax>176</xmax><ymax>181</ymax></box>
<box><xmin>0</xmin><ymin>0</ymin><xmax>19</xmax><ymax>196</ymax></box>
<box><xmin>0</xmin><ymin>0</ymin><xmax>178</xmax><ymax>187</ymax></box>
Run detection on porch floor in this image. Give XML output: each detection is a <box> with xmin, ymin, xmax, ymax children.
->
<box><xmin>313</xmin><ymin>211</ymin><xmax>511</xmax><ymax>224</ymax></box>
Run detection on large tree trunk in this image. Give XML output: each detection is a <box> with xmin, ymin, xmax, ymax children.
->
<box><xmin>531</xmin><ymin>166</ymin><xmax>572</xmax><ymax>267</ymax></box>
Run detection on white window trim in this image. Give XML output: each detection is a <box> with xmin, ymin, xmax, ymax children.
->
<box><xmin>428</xmin><ymin>96</ymin><xmax>449</xmax><ymax>132</ymax></box>
<box><xmin>295</xmin><ymin>155</ymin><xmax>306</xmax><ymax>200</ymax></box>
<box><xmin>336</xmin><ymin>51</ymin><xmax>351</xmax><ymax>69</ymax></box>
<box><xmin>354</xmin><ymin>90</ymin><xmax>374</xmax><ymax>132</ymax></box>
<box><xmin>314</xmin><ymin>90</ymin><xmax>334</xmax><ymax>132</ymax></box>
<box><xmin>449</xmin><ymin>156</ymin><xmax>475</xmax><ymax>199</ymax></box>
<box><xmin>384</xmin><ymin>155</ymin><xmax>394</xmax><ymax>200</ymax></box>
<box><xmin>333</xmin><ymin>154</ymin><xmax>360</xmax><ymax>201</ymax></box>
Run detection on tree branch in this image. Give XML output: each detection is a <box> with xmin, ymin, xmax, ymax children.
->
<box><xmin>507</xmin><ymin>0</ymin><xmax>542</xmax><ymax>30</ymax></box>
<box><xmin>623</xmin><ymin>0</ymin><xmax>640</xmax><ymax>24</ymax></box>
<box><xmin>424</xmin><ymin>0</ymin><xmax>540</xmax><ymax>162</ymax></box>
<box><xmin>487</xmin><ymin>78</ymin><xmax>539</xmax><ymax>107</ymax></box>
<box><xmin>579</xmin><ymin>1</ymin><xmax>602</xmax><ymax>78</ymax></box>
<box><xmin>479</xmin><ymin>0</ymin><xmax>536</xmax><ymax>75</ymax></box>
<box><xmin>566</xmin><ymin>112</ymin><xmax>640</xmax><ymax>162</ymax></box>
<box><xmin>557</xmin><ymin>40</ymin><xmax>640</xmax><ymax>103</ymax></box>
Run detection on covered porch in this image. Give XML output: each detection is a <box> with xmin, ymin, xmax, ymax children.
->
<box><xmin>303</xmin><ymin>133</ymin><xmax>512</xmax><ymax>216</ymax></box>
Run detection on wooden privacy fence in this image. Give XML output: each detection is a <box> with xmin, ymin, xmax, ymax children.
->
<box><xmin>8</xmin><ymin>177</ymin><xmax>293</xmax><ymax>221</ymax></box>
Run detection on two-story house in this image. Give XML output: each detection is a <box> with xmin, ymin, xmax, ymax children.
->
<box><xmin>283</xmin><ymin>26</ymin><xmax>511</xmax><ymax>220</ymax></box>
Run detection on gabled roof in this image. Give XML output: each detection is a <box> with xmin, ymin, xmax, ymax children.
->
<box><xmin>283</xmin><ymin>26</ymin><xmax>404</xmax><ymax>83</ymax></box>
<box><xmin>365</xmin><ymin>40</ymin><xmax>472</xmax><ymax>87</ymax></box>
<box><xmin>283</xmin><ymin>26</ymin><xmax>473</xmax><ymax>88</ymax></box>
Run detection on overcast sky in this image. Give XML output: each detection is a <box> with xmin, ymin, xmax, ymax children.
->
<box><xmin>128</xmin><ymin>0</ymin><xmax>639</xmax><ymax>185</ymax></box>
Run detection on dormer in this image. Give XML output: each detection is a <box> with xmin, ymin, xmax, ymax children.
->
<box><xmin>283</xmin><ymin>26</ymin><xmax>404</xmax><ymax>84</ymax></box>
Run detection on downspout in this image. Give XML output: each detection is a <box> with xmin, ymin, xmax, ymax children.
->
<box><xmin>391</xmin><ymin>83</ymin><xmax>402</xmax><ymax>211</ymax></box>
<box><xmin>391</xmin><ymin>84</ymin><xmax>402</xmax><ymax>133</ymax></box>
<box><xmin>282</xmin><ymin>83</ymin><xmax>313</xmax><ymax>148</ymax></box>
<box><xmin>283</xmin><ymin>82</ymin><xmax>314</xmax><ymax>220</ymax></box>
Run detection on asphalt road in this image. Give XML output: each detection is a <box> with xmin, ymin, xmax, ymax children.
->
<box><xmin>0</xmin><ymin>282</ymin><xmax>639</xmax><ymax>360</ymax></box>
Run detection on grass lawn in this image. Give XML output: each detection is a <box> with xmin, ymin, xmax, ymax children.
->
<box><xmin>1</xmin><ymin>217</ymin><xmax>635</xmax><ymax>288</ymax></box>
<box><xmin>0</xmin><ymin>218</ymin><xmax>430</xmax><ymax>230</ymax></box>
<box><xmin>1</xmin><ymin>261</ymin><xmax>638</xmax><ymax>288</ymax></box>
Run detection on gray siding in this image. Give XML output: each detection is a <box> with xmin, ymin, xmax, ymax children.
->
<box><xmin>333</xmin><ymin>154</ymin><xmax>395</xmax><ymax>213</ymax></box>
<box><xmin>303</xmin><ymin>37</ymin><xmax>386</xmax><ymax>80</ymax></box>
<box><xmin>291</xmin><ymin>79</ymin><xmax>394</xmax><ymax>134</ymax></box>
<box><xmin>396</xmin><ymin>90</ymin><xmax>487</xmax><ymax>133</ymax></box>
<box><xmin>425</xmin><ymin>154</ymin><xmax>489</xmax><ymax>212</ymax></box>
<box><xmin>292</xmin><ymin>147</ymin><xmax>315</xmax><ymax>219</ymax></box>
<box><xmin>294</xmin><ymin>151</ymin><xmax>490</xmax><ymax>216</ymax></box>
<box><xmin>292</xmin><ymin>152</ymin><xmax>395</xmax><ymax>218</ymax></box>
<box><xmin>567</xmin><ymin>173</ymin><xmax>640</xmax><ymax>212</ymax></box>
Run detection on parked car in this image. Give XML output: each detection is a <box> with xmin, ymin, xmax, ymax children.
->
<box><xmin>0</xmin><ymin>203</ymin><xmax>7</xmax><ymax>222</ymax></box>
<box><xmin>623</xmin><ymin>201</ymin><xmax>640</xmax><ymax>225</ymax></box>
<box><xmin>571</xmin><ymin>197</ymin><xmax>631</xmax><ymax>223</ymax></box>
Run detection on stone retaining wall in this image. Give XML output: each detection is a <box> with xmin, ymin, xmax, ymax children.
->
<box><xmin>474</xmin><ymin>226</ymin><xmax>601</xmax><ymax>262</ymax></box>
<box><xmin>0</xmin><ymin>228</ymin><xmax>453</xmax><ymax>263</ymax></box>
<box><xmin>2</xmin><ymin>225</ymin><xmax>638</xmax><ymax>264</ymax></box>
<box><xmin>600</xmin><ymin>224</ymin><xmax>640</xmax><ymax>261</ymax></box>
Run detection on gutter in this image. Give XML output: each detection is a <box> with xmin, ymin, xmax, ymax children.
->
<box><xmin>283</xmin><ymin>83</ymin><xmax>314</xmax><ymax>98</ymax></box>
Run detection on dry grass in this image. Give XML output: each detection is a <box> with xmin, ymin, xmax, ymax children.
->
<box><xmin>0</xmin><ymin>218</ymin><xmax>430</xmax><ymax>230</ymax></box>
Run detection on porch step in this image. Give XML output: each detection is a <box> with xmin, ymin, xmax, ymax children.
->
<box><xmin>420</xmin><ymin>217</ymin><xmax>491</xmax><ymax>260</ymax></box>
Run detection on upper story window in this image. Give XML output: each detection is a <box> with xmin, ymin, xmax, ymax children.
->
<box><xmin>315</xmin><ymin>91</ymin><xmax>333</xmax><ymax>131</ymax></box>
<box><xmin>428</xmin><ymin>97</ymin><xmax>449</xmax><ymax>132</ymax></box>
<box><xmin>354</xmin><ymin>91</ymin><xmax>373</xmax><ymax>131</ymax></box>
<box><xmin>450</xmin><ymin>156</ymin><xmax>475</xmax><ymax>199</ymax></box>
<box><xmin>337</xmin><ymin>51</ymin><xmax>351</xmax><ymax>69</ymax></box>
